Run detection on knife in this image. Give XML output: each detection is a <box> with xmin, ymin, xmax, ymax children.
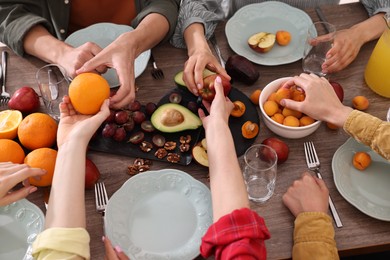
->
<box><xmin>315</xmin><ymin>6</ymin><xmax>331</xmax><ymax>33</ymax></box>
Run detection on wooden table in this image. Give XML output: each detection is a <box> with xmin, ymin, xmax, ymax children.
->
<box><xmin>2</xmin><ymin>2</ymin><xmax>390</xmax><ymax>259</ymax></box>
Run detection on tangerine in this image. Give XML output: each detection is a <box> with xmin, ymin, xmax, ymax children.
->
<box><xmin>18</xmin><ymin>113</ymin><xmax>58</xmax><ymax>150</ymax></box>
<box><xmin>0</xmin><ymin>139</ymin><xmax>25</xmax><ymax>163</ymax></box>
<box><xmin>24</xmin><ymin>148</ymin><xmax>57</xmax><ymax>187</ymax></box>
<box><xmin>0</xmin><ymin>110</ymin><xmax>23</xmax><ymax>139</ymax></box>
<box><xmin>69</xmin><ymin>73</ymin><xmax>110</xmax><ymax>115</ymax></box>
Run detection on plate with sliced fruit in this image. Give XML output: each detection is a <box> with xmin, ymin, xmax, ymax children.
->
<box><xmin>225</xmin><ymin>1</ymin><xmax>312</xmax><ymax>66</ymax></box>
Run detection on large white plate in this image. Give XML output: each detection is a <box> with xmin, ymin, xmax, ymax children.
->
<box><xmin>105</xmin><ymin>169</ymin><xmax>213</xmax><ymax>259</ymax></box>
<box><xmin>332</xmin><ymin>138</ymin><xmax>390</xmax><ymax>221</ymax></box>
<box><xmin>65</xmin><ymin>23</ymin><xmax>151</xmax><ymax>87</ymax></box>
<box><xmin>225</xmin><ymin>1</ymin><xmax>312</xmax><ymax>66</ymax></box>
<box><xmin>0</xmin><ymin>199</ymin><xmax>45</xmax><ymax>260</ymax></box>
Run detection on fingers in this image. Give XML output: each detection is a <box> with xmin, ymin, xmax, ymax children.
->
<box><xmin>0</xmin><ymin>186</ymin><xmax>38</xmax><ymax>206</ymax></box>
<box><xmin>103</xmin><ymin>236</ymin><xmax>129</xmax><ymax>260</ymax></box>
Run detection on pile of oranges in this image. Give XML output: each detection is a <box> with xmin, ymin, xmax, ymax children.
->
<box><xmin>0</xmin><ymin>73</ymin><xmax>109</xmax><ymax>187</ymax></box>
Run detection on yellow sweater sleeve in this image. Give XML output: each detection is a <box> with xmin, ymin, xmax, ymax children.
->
<box><xmin>344</xmin><ymin>110</ymin><xmax>390</xmax><ymax>160</ymax></box>
<box><xmin>32</xmin><ymin>228</ymin><xmax>90</xmax><ymax>260</ymax></box>
<box><xmin>293</xmin><ymin>212</ymin><xmax>339</xmax><ymax>260</ymax></box>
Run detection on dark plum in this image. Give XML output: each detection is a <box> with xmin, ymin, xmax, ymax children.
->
<box><xmin>128</xmin><ymin>100</ymin><xmax>142</xmax><ymax>111</ymax></box>
<box><xmin>169</xmin><ymin>92</ymin><xmax>182</xmax><ymax>104</ymax></box>
<box><xmin>102</xmin><ymin>123</ymin><xmax>116</xmax><ymax>138</ymax></box>
<box><xmin>145</xmin><ymin>102</ymin><xmax>157</xmax><ymax>116</ymax></box>
<box><xmin>113</xmin><ymin>127</ymin><xmax>127</xmax><ymax>142</ymax></box>
<box><xmin>104</xmin><ymin>109</ymin><xmax>116</xmax><ymax>123</ymax></box>
<box><xmin>152</xmin><ymin>134</ymin><xmax>166</xmax><ymax>147</ymax></box>
<box><xmin>115</xmin><ymin>110</ymin><xmax>129</xmax><ymax>125</ymax></box>
<box><xmin>132</xmin><ymin>111</ymin><xmax>146</xmax><ymax>124</ymax></box>
<box><xmin>128</xmin><ymin>131</ymin><xmax>145</xmax><ymax>144</ymax></box>
<box><xmin>141</xmin><ymin>120</ymin><xmax>155</xmax><ymax>133</ymax></box>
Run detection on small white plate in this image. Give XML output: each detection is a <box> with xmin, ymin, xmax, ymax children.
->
<box><xmin>0</xmin><ymin>199</ymin><xmax>45</xmax><ymax>260</ymax></box>
<box><xmin>225</xmin><ymin>1</ymin><xmax>312</xmax><ymax>66</ymax></box>
<box><xmin>332</xmin><ymin>138</ymin><xmax>390</xmax><ymax>221</ymax></box>
<box><xmin>65</xmin><ymin>23</ymin><xmax>151</xmax><ymax>87</ymax></box>
<box><xmin>105</xmin><ymin>169</ymin><xmax>213</xmax><ymax>259</ymax></box>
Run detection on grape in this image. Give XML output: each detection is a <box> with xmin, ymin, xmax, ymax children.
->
<box><xmin>141</xmin><ymin>120</ymin><xmax>155</xmax><ymax>133</ymax></box>
<box><xmin>152</xmin><ymin>134</ymin><xmax>166</xmax><ymax>147</ymax></box>
<box><xmin>113</xmin><ymin>127</ymin><xmax>127</xmax><ymax>142</ymax></box>
<box><xmin>169</xmin><ymin>92</ymin><xmax>182</xmax><ymax>104</ymax></box>
<box><xmin>102</xmin><ymin>123</ymin><xmax>116</xmax><ymax>138</ymax></box>
<box><xmin>123</xmin><ymin>117</ymin><xmax>135</xmax><ymax>132</ymax></box>
<box><xmin>104</xmin><ymin>109</ymin><xmax>116</xmax><ymax>123</ymax></box>
<box><xmin>128</xmin><ymin>131</ymin><xmax>145</xmax><ymax>144</ymax></box>
<box><xmin>132</xmin><ymin>111</ymin><xmax>146</xmax><ymax>124</ymax></box>
<box><xmin>128</xmin><ymin>100</ymin><xmax>142</xmax><ymax>111</ymax></box>
<box><xmin>115</xmin><ymin>110</ymin><xmax>129</xmax><ymax>125</ymax></box>
<box><xmin>145</xmin><ymin>102</ymin><xmax>157</xmax><ymax>116</ymax></box>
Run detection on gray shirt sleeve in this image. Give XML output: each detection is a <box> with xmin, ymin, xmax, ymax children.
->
<box><xmin>170</xmin><ymin>0</ymin><xmax>225</xmax><ymax>49</ymax></box>
<box><xmin>360</xmin><ymin>0</ymin><xmax>390</xmax><ymax>16</ymax></box>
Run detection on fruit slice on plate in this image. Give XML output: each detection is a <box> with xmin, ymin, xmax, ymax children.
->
<box><xmin>0</xmin><ymin>110</ymin><xmax>23</xmax><ymax>139</ymax></box>
<box><xmin>248</xmin><ymin>32</ymin><xmax>276</xmax><ymax>53</ymax></box>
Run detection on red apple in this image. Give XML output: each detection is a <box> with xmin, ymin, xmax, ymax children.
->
<box><xmin>261</xmin><ymin>137</ymin><xmax>289</xmax><ymax>164</ymax></box>
<box><xmin>329</xmin><ymin>81</ymin><xmax>344</xmax><ymax>102</ymax></box>
<box><xmin>85</xmin><ymin>157</ymin><xmax>101</xmax><ymax>189</ymax></box>
<box><xmin>8</xmin><ymin>86</ymin><xmax>40</xmax><ymax>114</ymax></box>
<box><xmin>199</xmin><ymin>74</ymin><xmax>231</xmax><ymax>102</ymax></box>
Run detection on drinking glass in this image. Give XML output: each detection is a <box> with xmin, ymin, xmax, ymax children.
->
<box><xmin>36</xmin><ymin>64</ymin><xmax>69</xmax><ymax>120</ymax></box>
<box><xmin>302</xmin><ymin>22</ymin><xmax>336</xmax><ymax>77</ymax></box>
<box><xmin>242</xmin><ymin>144</ymin><xmax>278</xmax><ymax>203</ymax></box>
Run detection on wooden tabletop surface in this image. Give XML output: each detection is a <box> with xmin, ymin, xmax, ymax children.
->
<box><xmin>2</xmin><ymin>2</ymin><xmax>390</xmax><ymax>259</ymax></box>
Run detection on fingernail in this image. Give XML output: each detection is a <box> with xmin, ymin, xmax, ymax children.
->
<box><xmin>114</xmin><ymin>246</ymin><xmax>123</xmax><ymax>253</ymax></box>
<box><xmin>192</xmin><ymin>88</ymin><xmax>198</xmax><ymax>94</ymax></box>
<box><xmin>280</xmin><ymin>99</ymin><xmax>285</xmax><ymax>106</ymax></box>
<box><xmin>197</xmin><ymin>83</ymin><xmax>202</xmax><ymax>90</ymax></box>
<box><xmin>102</xmin><ymin>236</ymin><xmax>105</xmax><ymax>242</ymax></box>
<box><xmin>216</xmin><ymin>76</ymin><xmax>222</xmax><ymax>84</ymax></box>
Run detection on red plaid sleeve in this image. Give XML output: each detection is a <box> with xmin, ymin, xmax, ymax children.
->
<box><xmin>200</xmin><ymin>208</ymin><xmax>270</xmax><ymax>260</ymax></box>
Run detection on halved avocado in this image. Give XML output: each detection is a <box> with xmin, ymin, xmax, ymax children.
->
<box><xmin>151</xmin><ymin>103</ymin><xmax>202</xmax><ymax>133</ymax></box>
<box><xmin>174</xmin><ymin>69</ymin><xmax>216</xmax><ymax>88</ymax></box>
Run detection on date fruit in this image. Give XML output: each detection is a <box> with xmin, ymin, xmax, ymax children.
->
<box><xmin>225</xmin><ymin>55</ymin><xmax>259</xmax><ymax>85</ymax></box>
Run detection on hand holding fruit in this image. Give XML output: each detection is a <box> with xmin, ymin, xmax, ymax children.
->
<box><xmin>280</xmin><ymin>73</ymin><xmax>352</xmax><ymax>128</ymax></box>
<box><xmin>282</xmin><ymin>172</ymin><xmax>329</xmax><ymax>217</ymax></box>
<box><xmin>0</xmin><ymin>162</ymin><xmax>46</xmax><ymax>206</ymax></box>
<box><xmin>57</xmin><ymin>95</ymin><xmax>110</xmax><ymax>147</ymax></box>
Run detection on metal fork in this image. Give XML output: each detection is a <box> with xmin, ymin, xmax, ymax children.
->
<box><xmin>150</xmin><ymin>53</ymin><xmax>164</xmax><ymax>80</ymax></box>
<box><xmin>95</xmin><ymin>182</ymin><xmax>109</xmax><ymax>233</ymax></box>
<box><xmin>304</xmin><ymin>141</ymin><xmax>343</xmax><ymax>228</ymax></box>
<box><xmin>209</xmin><ymin>34</ymin><xmax>225</xmax><ymax>68</ymax></box>
<box><xmin>0</xmin><ymin>51</ymin><xmax>10</xmax><ymax>105</ymax></box>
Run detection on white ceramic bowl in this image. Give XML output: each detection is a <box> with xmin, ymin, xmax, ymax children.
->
<box><xmin>259</xmin><ymin>77</ymin><xmax>321</xmax><ymax>139</ymax></box>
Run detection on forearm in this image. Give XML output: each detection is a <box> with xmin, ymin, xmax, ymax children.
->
<box><xmin>45</xmin><ymin>140</ymin><xmax>88</xmax><ymax>228</ymax></box>
<box><xmin>349</xmin><ymin>13</ymin><xmax>387</xmax><ymax>45</ymax></box>
<box><xmin>129</xmin><ymin>13</ymin><xmax>169</xmax><ymax>56</ymax></box>
<box><xmin>23</xmin><ymin>25</ymin><xmax>72</xmax><ymax>65</ymax></box>
<box><xmin>206</xmin><ymin>119</ymin><xmax>249</xmax><ymax>222</ymax></box>
<box><xmin>184</xmin><ymin>23</ymin><xmax>211</xmax><ymax>56</ymax></box>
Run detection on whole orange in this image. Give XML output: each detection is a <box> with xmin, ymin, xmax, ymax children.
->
<box><xmin>17</xmin><ymin>113</ymin><xmax>58</xmax><ymax>150</ymax></box>
<box><xmin>352</xmin><ymin>151</ymin><xmax>371</xmax><ymax>170</ymax></box>
<box><xmin>69</xmin><ymin>73</ymin><xmax>110</xmax><ymax>115</ymax></box>
<box><xmin>25</xmin><ymin>148</ymin><xmax>57</xmax><ymax>187</ymax></box>
<box><xmin>0</xmin><ymin>139</ymin><xmax>25</xmax><ymax>163</ymax></box>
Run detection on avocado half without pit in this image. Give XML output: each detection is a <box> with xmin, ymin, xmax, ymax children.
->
<box><xmin>151</xmin><ymin>103</ymin><xmax>202</xmax><ymax>133</ymax></box>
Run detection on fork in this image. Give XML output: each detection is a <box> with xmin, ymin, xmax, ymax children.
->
<box><xmin>304</xmin><ymin>141</ymin><xmax>343</xmax><ymax>228</ymax></box>
<box><xmin>209</xmin><ymin>34</ymin><xmax>225</xmax><ymax>68</ymax></box>
<box><xmin>150</xmin><ymin>53</ymin><xmax>164</xmax><ymax>80</ymax></box>
<box><xmin>95</xmin><ymin>182</ymin><xmax>109</xmax><ymax>234</ymax></box>
<box><xmin>0</xmin><ymin>51</ymin><xmax>10</xmax><ymax>105</ymax></box>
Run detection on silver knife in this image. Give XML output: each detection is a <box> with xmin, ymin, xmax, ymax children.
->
<box><xmin>315</xmin><ymin>6</ymin><xmax>331</xmax><ymax>33</ymax></box>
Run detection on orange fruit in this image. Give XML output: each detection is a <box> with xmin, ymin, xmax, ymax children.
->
<box><xmin>0</xmin><ymin>110</ymin><xmax>23</xmax><ymax>139</ymax></box>
<box><xmin>352</xmin><ymin>151</ymin><xmax>371</xmax><ymax>171</ymax></box>
<box><xmin>0</xmin><ymin>139</ymin><xmax>25</xmax><ymax>163</ymax></box>
<box><xmin>18</xmin><ymin>113</ymin><xmax>58</xmax><ymax>150</ymax></box>
<box><xmin>25</xmin><ymin>148</ymin><xmax>57</xmax><ymax>187</ymax></box>
<box><xmin>276</xmin><ymin>30</ymin><xmax>292</xmax><ymax>46</ymax></box>
<box><xmin>250</xmin><ymin>89</ymin><xmax>261</xmax><ymax>105</ymax></box>
<box><xmin>69</xmin><ymin>73</ymin><xmax>110</xmax><ymax>115</ymax></box>
<box><xmin>231</xmin><ymin>101</ymin><xmax>246</xmax><ymax>117</ymax></box>
<box><xmin>241</xmin><ymin>121</ymin><xmax>259</xmax><ymax>139</ymax></box>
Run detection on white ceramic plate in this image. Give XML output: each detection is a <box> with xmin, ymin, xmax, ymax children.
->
<box><xmin>225</xmin><ymin>1</ymin><xmax>312</xmax><ymax>65</ymax></box>
<box><xmin>105</xmin><ymin>169</ymin><xmax>213</xmax><ymax>259</ymax></box>
<box><xmin>332</xmin><ymin>138</ymin><xmax>390</xmax><ymax>221</ymax></box>
<box><xmin>65</xmin><ymin>23</ymin><xmax>151</xmax><ymax>87</ymax></box>
<box><xmin>0</xmin><ymin>199</ymin><xmax>45</xmax><ymax>260</ymax></box>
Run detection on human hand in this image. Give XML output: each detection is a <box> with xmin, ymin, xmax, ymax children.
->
<box><xmin>322</xmin><ymin>27</ymin><xmax>364</xmax><ymax>73</ymax></box>
<box><xmin>57</xmin><ymin>96</ymin><xmax>110</xmax><ymax>147</ymax></box>
<box><xmin>282</xmin><ymin>172</ymin><xmax>329</xmax><ymax>217</ymax></box>
<box><xmin>77</xmin><ymin>32</ymin><xmax>138</xmax><ymax>110</ymax></box>
<box><xmin>280</xmin><ymin>73</ymin><xmax>352</xmax><ymax>127</ymax></box>
<box><xmin>103</xmin><ymin>236</ymin><xmax>129</xmax><ymax>260</ymax></box>
<box><xmin>0</xmin><ymin>162</ymin><xmax>46</xmax><ymax>206</ymax></box>
<box><xmin>57</xmin><ymin>42</ymin><xmax>107</xmax><ymax>79</ymax></box>
<box><xmin>198</xmin><ymin>76</ymin><xmax>234</xmax><ymax>129</ymax></box>
<box><xmin>183</xmin><ymin>47</ymin><xmax>230</xmax><ymax>95</ymax></box>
